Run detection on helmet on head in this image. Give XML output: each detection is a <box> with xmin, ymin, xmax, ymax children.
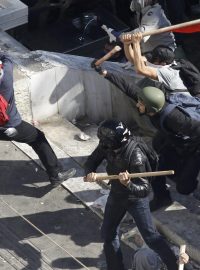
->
<box><xmin>138</xmin><ymin>87</ymin><xmax>165</xmax><ymax>113</ymax></box>
<box><xmin>97</xmin><ymin>120</ymin><xmax>131</xmax><ymax>150</ymax></box>
<box><xmin>150</xmin><ymin>45</ymin><xmax>175</xmax><ymax>65</ymax></box>
<box><xmin>130</xmin><ymin>0</ymin><xmax>157</xmax><ymax>12</ymax></box>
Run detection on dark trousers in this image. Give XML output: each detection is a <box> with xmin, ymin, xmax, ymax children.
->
<box><xmin>0</xmin><ymin>121</ymin><xmax>60</xmax><ymax>178</ymax></box>
<box><xmin>101</xmin><ymin>194</ymin><xmax>178</xmax><ymax>270</ymax></box>
<box><xmin>151</xmin><ymin>145</ymin><xmax>200</xmax><ymax>198</ymax></box>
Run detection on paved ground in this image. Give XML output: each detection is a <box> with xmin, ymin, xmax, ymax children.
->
<box><xmin>0</xmin><ymin>140</ymin><xmax>133</xmax><ymax>270</ymax></box>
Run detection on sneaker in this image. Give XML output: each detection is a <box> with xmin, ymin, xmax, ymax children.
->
<box><xmin>150</xmin><ymin>195</ymin><xmax>173</xmax><ymax>212</ymax></box>
<box><xmin>50</xmin><ymin>168</ymin><xmax>76</xmax><ymax>188</ymax></box>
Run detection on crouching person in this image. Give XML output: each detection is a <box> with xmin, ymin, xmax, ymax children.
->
<box><xmin>132</xmin><ymin>247</ymin><xmax>190</xmax><ymax>270</ymax></box>
<box><xmin>84</xmin><ymin>119</ymin><xmax>178</xmax><ymax>270</ymax></box>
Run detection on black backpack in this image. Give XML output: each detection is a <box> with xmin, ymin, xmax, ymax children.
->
<box><xmin>125</xmin><ymin>136</ymin><xmax>158</xmax><ymax>174</ymax></box>
<box><xmin>172</xmin><ymin>59</ymin><xmax>200</xmax><ymax>96</ymax></box>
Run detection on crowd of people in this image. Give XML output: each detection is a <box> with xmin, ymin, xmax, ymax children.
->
<box><xmin>0</xmin><ymin>0</ymin><xmax>199</xmax><ymax>270</ymax></box>
<box><xmin>86</xmin><ymin>0</ymin><xmax>200</xmax><ymax>269</ymax></box>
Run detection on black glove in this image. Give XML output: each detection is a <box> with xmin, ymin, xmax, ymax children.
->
<box><xmin>91</xmin><ymin>59</ymin><xmax>103</xmax><ymax>75</ymax></box>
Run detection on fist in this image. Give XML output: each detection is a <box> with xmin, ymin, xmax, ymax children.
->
<box><xmin>119</xmin><ymin>171</ymin><xmax>130</xmax><ymax>186</ymax></box>
<box><xmin>84</xmin><ymin>172</ymin><xmax>97</xmax><ymax>182</ymax></box>
<box><xmin>120</xmin><ymin>33</ymin><xmax>132</xmax><ymax>44</ymax></box>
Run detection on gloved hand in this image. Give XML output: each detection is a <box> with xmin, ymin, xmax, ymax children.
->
<box><xmin>91</xmin><ymin>59</ymin><xmax>104</xmax><ymax>75</ymax></box>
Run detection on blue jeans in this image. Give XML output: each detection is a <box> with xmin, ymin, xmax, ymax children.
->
<box><xmin>101</xmin><ymin>194</ymin><xmax>178</xmax><ymax>270</ymax></box>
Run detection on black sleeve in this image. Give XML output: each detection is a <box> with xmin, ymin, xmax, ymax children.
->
<box><xmin>105</xmin><ymin>72</ymin><xmax>140</xmax><ymax>102</ymax></box>
<box><xmin>84</xmin><ymin>144</ymin><xmax>106</xmax><ymax>175</ymax></box>
<box><xmin>164</xmin><ymin>107</ymin><xmax>200</xmax><ymax>139</ymax></box>
<box><xmin>126</xmin><ymin>147</ymin><xmax>151</xmax><ymax>198</ymax></box>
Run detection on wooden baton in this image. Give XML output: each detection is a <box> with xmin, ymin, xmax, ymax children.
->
<box><xmin>142</xmin><ymin>19</ymin><xmax>200</xmax><ymax>37</ymax></box>
<box><xmin>94</xmin><ymin>45</ymin><xmax>122</xmax><ymax>66</ymax></box>
<box><xmin>95</xmin><ymin>170</ymin><xmax>174</xmax><ymax>181</ymax></box>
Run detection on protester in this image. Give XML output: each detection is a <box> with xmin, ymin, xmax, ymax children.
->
<box><xmin>0</xmin><ymin>53</ymin><xmax>76</xmax><ymax>187</ymax></box>
<box><xmin>132</xmin><ymin>246</ymin><xmax>191</xmax><ymax>270</ymax></box>
<box><xmin>84</xmin><ymin>119</ymin><xmax>179</xmax><ymax>270</ymax></box>
<box><xmin>128</xmin><ymin>0</ymin><xmax>176</xmax><ymax>53</ymax></box>
<box><xmin>102</xmin><ymin>0</ymin><xmax>176</xmax><ymax>69</ymax></box>
<box><xmin>121</xmin><ymin>32</ymin><xmax>189</xmax><ymax>95</ymax></box>
<box><xmin>91</xmin><ymin>62</ymin><xmax>200</xmax><ymax>212</ymax></box>
<box><xmin>102</xmin><ymin>0</ymin><xmax>176</xmax><ymax>52</ymax></box>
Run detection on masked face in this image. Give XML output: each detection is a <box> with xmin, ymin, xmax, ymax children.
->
<box><xmin>97</xmin><ymin>127</ymin><xmax>121</xmax><ymax>150</ymax></box>
<box><xmin>99</xmin><ymin>137</ymin><xmax>121</xmax><ymax>150</ymax></box>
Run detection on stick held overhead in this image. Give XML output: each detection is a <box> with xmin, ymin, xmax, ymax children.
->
<box><xmin>95</xmin><ymin>45</ymin><xmax>122</xmax><ymax>66</ymax></box>
<box><xmin>142</xmin><ymin>19</ymin><xmax>200</xmax><ymax>37</ymax></box>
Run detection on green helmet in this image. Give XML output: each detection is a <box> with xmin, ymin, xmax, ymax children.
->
<box><xmin>138</xmin><ymin>87</ymin><xmax>165</xmax><ymax>113</ymax></box>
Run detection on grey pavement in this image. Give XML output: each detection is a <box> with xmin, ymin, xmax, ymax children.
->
<box><xmin>0</xmin><ymin>140</ymin><xmax>116</xmax><ymax>270</ymax></box>
<box><xmin>0</xmin><ymin>115</ymin><xmax>200</xmax><ymax>270</ymax></box>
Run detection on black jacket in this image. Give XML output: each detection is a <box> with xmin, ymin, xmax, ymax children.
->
<box><xmin>84</xmin><ymin>138</ymin><xmax>151</xmax><ymax>200</ymax></box>
<box><xmin>105</xmin><ymin>72</ymin><xmax>200</xmax><ymax>147</ymax></box>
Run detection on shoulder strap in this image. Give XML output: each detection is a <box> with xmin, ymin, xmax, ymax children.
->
<box><xmin>124</xmin><ymin>138</ymin><xmax>138</xmax><ymax>170</ymax></box>
<box><xmin>159</xmin><ymin>104</ymin><xmax>176</xmax><ymax>132</ymax></box>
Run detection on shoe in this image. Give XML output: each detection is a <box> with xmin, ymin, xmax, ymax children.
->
<box><xmin>150</xmin><ymin>195</ymin><xmax>173</xmax><ymax>212</ymax></box>
<box><xmin>50</xmin><ymin>168</ymin><xmax>76</xmax><ymax>188</ymax></box>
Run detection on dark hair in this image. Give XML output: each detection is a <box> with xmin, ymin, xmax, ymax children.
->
<box><xmin>150</xmin><ymin>45</ymin><xmax>175</xmax><ymax>65</ymax></box>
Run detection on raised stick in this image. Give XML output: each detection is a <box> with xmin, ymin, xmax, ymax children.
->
<box><xmin>179</xmin><ymin>244</ymin><xmax>186</xmax><ymax>270</ymax></box>
<box><xmin>142</xmin><ymin>19</ymin><xmax>200</xmax><ymax>37</ymax></box>
<box><xmin>94</xmin><ymin>45</ymin><xmax>122</xmax><ymax>66</ymax></box>
<box><xmin>95</xmin><ymin>170</ymin><xmax>174</xmax><ymax>181</ymax></box>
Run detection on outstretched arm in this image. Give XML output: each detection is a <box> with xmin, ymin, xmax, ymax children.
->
<box><xmin>91</xmin><ymin>60</ymin><xmax>140</xmax><ymax>102</ymax></box>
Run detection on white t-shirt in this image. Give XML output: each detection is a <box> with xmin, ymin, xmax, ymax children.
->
<box><xmin>157</xmin><ymin>65</ymin><xmax>188</xmax><ymax>92</ymax></box>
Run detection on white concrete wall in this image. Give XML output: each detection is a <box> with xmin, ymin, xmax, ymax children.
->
<box><xmin>12</xmin><ymin>50</ymin><xmax>155</xmax><ymax>135</ymax></box>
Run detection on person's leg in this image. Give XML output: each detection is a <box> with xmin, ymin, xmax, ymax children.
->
<box><xmin>9</xmin><ymin>121</ymin><xmax>75</xmax><ymax>186</ymax></box>
<box><xmin>150</xmin><ymin>148</ymin><xmax>177</xmax><ymax>211</ymax></box>
<box><xmin>176</xmin><ymin>152</ymin><xmax>200</xmax><ymax>195</ymax></box>
<box><xmin>128</xmin><ymin>197</ymin><xmax>178</xmax><ymax>270</ymax></box>
<box><xmin>101</xmin><ymin>194</ymin><xmax>127</xmax><ymax>270</ymax></box>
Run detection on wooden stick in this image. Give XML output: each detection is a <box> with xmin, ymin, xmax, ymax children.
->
<box><xmin>94</xmin><ymin>45</ymin><xmax>122</xmax><ymax>66</ymax></box>
<box><xmin>142</xmin><ymin>19</ymin><xmax>200</xmax><ymax>37</ymax></box>
<box><xmin>179</xmin><ymin>244</ymin><xmax>186</xmax><ymax>270</ymax></box>
<box><xmin>95</xmin><ymin>170</ymin><xmax>174</xmax><ymax>181</ymax></box>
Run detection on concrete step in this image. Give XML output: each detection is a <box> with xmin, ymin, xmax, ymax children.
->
<box><xmin>0</xmin><ymin>140</ymin><xmax>104</xmax><ymax>270</ymax></box>
<box><xmin>13</xmin><ymin>116</ymin><xmax>200</xmax><ymax>267</ymax></box>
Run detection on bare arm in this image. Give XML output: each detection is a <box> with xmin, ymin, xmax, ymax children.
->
<box><xmin>132</xmin><ymin>33</ymin><xmax>158</xmax><ymax>80</ymax></box>
<box><xmin>120</xmin><ymin>33</ymin><xmax>135</xmax><ymax>64</ymax></box>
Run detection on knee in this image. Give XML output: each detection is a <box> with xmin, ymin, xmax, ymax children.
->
<box><xmin>143</xmin><ymin>233</ymin><xmax>164</xmax><ymax>249</ymax></box>
<box><xmin>176</xmin><ymin>181</ymin><xmax>198</xmax><ymax>195</ymax></box>
<box><xmin>36</xmin><ymin>129</ymin><xmax>46</xmax><ymax>140</ymax></box>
